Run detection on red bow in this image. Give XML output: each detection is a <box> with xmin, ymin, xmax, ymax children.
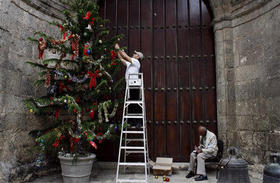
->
<box><xmin>83</xmin><ymin>11</ymin><xmax>91</xmax><ymax>20</ymax></box>
<box><xmin>87</xmin><ymin>70</ymin><xmax>100</xmax><ymax>89</ymax></box>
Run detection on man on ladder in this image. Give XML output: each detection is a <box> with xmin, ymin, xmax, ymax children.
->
<box><xmin>115</xmin><ymin>43</ymin><xmax>149</xmax><ymax>183</ymax></box>
<box><xmin>115</xmin><ymin>43</ymin><xmax>144</xmax><ymax>127</ymax></box>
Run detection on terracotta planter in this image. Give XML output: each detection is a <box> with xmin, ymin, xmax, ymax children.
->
<box><xmin>58</xmin><ymin>153</ymin><xmax>96</xmax><ymax>183</ymax></box>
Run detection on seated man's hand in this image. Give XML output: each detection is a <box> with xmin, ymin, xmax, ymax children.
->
<box><xmin>115</xmin><ymin>43</ymin><xmax>120</xmax><ymax>49</ymax></box>
<box><xmin>196</xmin><ymin>149</ymin><xmax>202</xmax><ymax>154</ymax></box>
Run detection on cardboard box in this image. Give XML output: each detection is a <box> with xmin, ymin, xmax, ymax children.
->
<box><xmin>152</xmin><ymin>157</ymin><xmax>173</xmax><ymax>176</ymax></box>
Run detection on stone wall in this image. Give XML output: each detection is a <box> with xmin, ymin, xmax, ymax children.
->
<box><xmin>0</xmin><ymin>0</ymin><xmax>64</xmax><ymax>182</ymax></box>
<box><xmin>211</xmin><ymin>0</ymin><xmax>280</xmax><ymax>179</ymax></box>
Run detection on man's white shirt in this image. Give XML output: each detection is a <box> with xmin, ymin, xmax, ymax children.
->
<box><xmin>125</xmin><ymin>58</ymin><xmax>140</xmax><ymax>82</ymax></box>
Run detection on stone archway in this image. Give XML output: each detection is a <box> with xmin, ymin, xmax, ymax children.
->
<box><xmin>98</xmin><ymin>0</ymin><xmax>217</xmax><ymax>162</ymax></box>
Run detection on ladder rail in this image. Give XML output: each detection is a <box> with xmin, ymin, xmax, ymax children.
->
<box><xmin>116</xmin><ymin>84</ymin><xmax>129</xmax><ymax>182</ymax></box>
<box><xmin>116</xmin><ymin>73</ymin><xmax>149</xmax><ymax>183</ymax></box>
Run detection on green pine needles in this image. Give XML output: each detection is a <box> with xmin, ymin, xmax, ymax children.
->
<box><xmin>24</xmin><ymin>0</ymin><xmax>125</xmax><ymax>160</ymax></box>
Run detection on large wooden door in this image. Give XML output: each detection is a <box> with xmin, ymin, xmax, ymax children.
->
<box><xmin>98</xmin><ymin>0</ymin><xmax>217</xmax><ymax>161</ymax></box>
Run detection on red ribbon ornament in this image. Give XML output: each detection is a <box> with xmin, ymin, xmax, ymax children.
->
<box><xmin>83</xmin><ymin>44</ymin><xmax>89</xmax><ymax>56</ymax></box>
<box><xmin>69</xmin><ymin>137</ymin><xmax>80</xmax><ymax>152</ymax></box>
<box><xmin>55</xmin><ymin>109</ymin><xmax>60</xmax><ymax>118</ymax></box>
<box><xmin>58</xmin><ymin>24</ymin><xmax>65</xmax><ymax>32</ymax></box>
<box><xmin>59</xmin><ymin>82</ymin><xmax>70</xmax><ymax>93</ymax></box>
<box><xmin>90</xmin><ymin>18</ymin><xmax>95</xmax><ymax>25</ymax></box>
<box><xmin>111</xmin><ymin>50</ymin><xmax>117</xmax><ymax>65</ymax></box>
<box><xmin>89</xmin><ymin>141</ymin><xmax>97</xmax><ymax>149</ymax></box>
<box><xmin>84</xmin><ymin>131</ymin><xmax>98</xmax><ymax>150</ymax></box>
<box><xmin>83</xmin><ymin>12</ymin><xmax>91</xmax><ymax>20</ymax></box>
<box><xmin>89</xmin><ymin>110</ymin><xmax>95</xmax><ymax>120</ymax></box>
<box><xmin>87</xmin><ymin>70</ymin><xmax>100</xmax><ymax>89</ymax></box>
<box><xmin>52</xmin><ymin>135</ymin><xmax>65</xmax><ymax>148</ymax></box>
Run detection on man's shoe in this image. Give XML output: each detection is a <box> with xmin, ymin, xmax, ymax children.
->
<box><xmin>185</xmin><ymin>171</ymin><xmax>196</xmax><ymax>178</ymax></box>
<box><xmin>194</xmin><ymin>175</ymin><xmax>208</xmax><ymax>181</ymax></box>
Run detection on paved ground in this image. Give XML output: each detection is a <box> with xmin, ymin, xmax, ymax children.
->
<box><xmin>31</xmin><ymin>166</ymin><xmax>262</xmax><ymax>183</ymax></box>
<box><xmin>31</xmin><ymin>169</ymin><xmax>216</xmax><ymax>183</ymax></box>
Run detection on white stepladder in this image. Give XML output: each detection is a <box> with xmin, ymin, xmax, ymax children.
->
<box><xmin>116</xmin><ymin>73</ymin><xmax>150</xmax><ymax>183</ymax></box>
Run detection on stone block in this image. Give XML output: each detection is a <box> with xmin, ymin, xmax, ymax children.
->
<box><xmin>20</xmin><ymin>75</ymin><xmax>36</xmax><ymax>97</ymax></box>
<box><xmin>236</xmin><ymin>130</ymin><xmax>254</xmax><ymax>148</ymax></box>
<box><xmin>236</xmin><ymin>115</ymin><xmax>253</xmax><ymax>131</ymax></box>
<box><xmin>252</xmin><ymin>115</ymin><xmax>271</xmax><ymax>132</ymax></box>
<box><xmin>268</xmin><ymin>133</ymin><xmax>280</xmax><ymax>151</ymax></box>
<box><xmin>0</xmin><ymin>68</ymin><xmax>21</xmax><ymax>96</ymax></box>
<box><xmin>262</xmin><ymin>78</ymin><xmax>280</xmax><ymax>98</ymax></box>
<box><xmin>252</xmin><ymin>132</ymin><xmax>268</xmax><ymax>150</ymax></box>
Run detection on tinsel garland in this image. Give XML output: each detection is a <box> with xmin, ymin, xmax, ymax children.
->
<box><xmin>54</xmin><ymin>70</ymin><xmax>88</xmax><ymax>83</ymax></box>
<box><xmin>98</xmin><ymin>100</ymin><xmax>119</xmax><ymax>123</ymax></box>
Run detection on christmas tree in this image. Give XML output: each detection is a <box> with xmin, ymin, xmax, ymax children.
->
<box><xmin>24</xmin><ymin>0</ymin><xmax>125</xmax><ymax>164</ymax></box>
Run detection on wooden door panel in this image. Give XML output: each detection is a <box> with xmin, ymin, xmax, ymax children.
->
<box><xmin>154</xmin><ymin>123</ymin><xmax>166</xmax><ymax>157</ymax></box>
<box><xmin>154</xmin><ymin>60</ymin><xmax>165</xmax><ymax>88</ymax></box>
<box><xmin>154</xmin><ymin>92</ymin><xmax>165</xmax><ymax>121</ymax></box>
<box><xmin>189</xmin><ymin>0</ymin><xmax>201</xmax><ymax>26</ymax></box>
<box><xmin>179</xmin><ymin>91</ymin><xmax>191</xmax><ymax>121</ymax></box>
<box><xmin>98</xmin><ymin>0</ymin><xmax>217</xmax><ymax>162</ymax></box>
<box><xmin>166</xmin><ymin>92</ymin><xmax>177</xmax><ymax>121</ymax></box>
<box><xmin>167</xmin><ymin>123</ymin><xmax>180</xmax><ymax>157</ymax></box>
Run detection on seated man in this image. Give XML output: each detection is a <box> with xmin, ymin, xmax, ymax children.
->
<box><xmin>186</xmin><ymin>126</ymin><xmax>218</xmax><ymax>181</ymax></box>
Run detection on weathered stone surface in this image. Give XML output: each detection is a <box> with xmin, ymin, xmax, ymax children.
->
<box><xmin>213</xmin><ymin>0</ymin><xmax>280</xmax><ymax>172</ymax></box>
<box><xmin>0</xmin><ymin>0</ymin><xmax>63</xmax><ymax>182</ymax></box>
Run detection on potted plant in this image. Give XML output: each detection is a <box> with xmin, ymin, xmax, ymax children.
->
<box><xmin>24</xmin><ymin>0</ymin><xmax>124</xmax><ymax>182</ymax></box>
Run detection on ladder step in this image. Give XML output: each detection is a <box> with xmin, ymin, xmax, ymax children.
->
<box><xmin>125</xmin><ymin>151</ymin><xmax>146</xmax><ymax>154</ymax></box>
<box><xmin>117</xmin><ymin>179</ymin><xmax>146</xmax><ymax>183</ymax></box>
<box><xmin>126</xmin><ymin>139</ymin><xmax>144</xmax><ymax>142</ymax></box>
<box><xmin>125</xmin><ymin>100</ymin><xmax>143</xmax><ymax>104</ymax></box>
<box><xmin>124</xmin><ymin>115</ymin><xmax>144</xmax><ymax>118</ymax></box>
<box><xmin>121</xmin><ymin>146</ymin><xmax>145</xmax><ymax>150</ymax></box>
<box><xmin>119</xmin><ymin>162</ymin><xmax>146</xmax><ymax>166</ymax></box>
<box><xmin>126</xmin><ymin>113</ymin><xmax>143</xmax><ymax>116</ymax></box>
<box><xmin>123</xmin><ymin>131</ymin><xmax>144</xmax><ymax>134</ymax></box>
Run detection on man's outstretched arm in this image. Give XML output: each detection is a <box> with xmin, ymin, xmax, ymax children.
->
<box><xmin>115</xmin><ymin>43</ymin><xmax>132</xmax><ymax>63</ymax></box>
<box><xmin>117</xmin><ymin>52</ymin><xmax>128</xmax><ymax>66</ymax></box>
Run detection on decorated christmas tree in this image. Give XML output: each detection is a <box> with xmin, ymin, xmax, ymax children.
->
<box><xmin>24</xmin><ymin>0</ymin><xmax>124</xmax><ymax>166</ymax></box>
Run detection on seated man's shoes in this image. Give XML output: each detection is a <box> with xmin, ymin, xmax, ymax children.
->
<box><xmin>194</xmin><ymin>175</ymin><xmax>208</xmax><ymax>181</ymax></box>
<box><xmin>185</xmin><ymin>171</ymin><xmax>196</xmax><ymax>178</ymax></box>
